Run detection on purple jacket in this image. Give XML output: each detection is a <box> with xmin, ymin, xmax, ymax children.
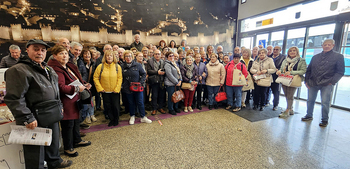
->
<box><xmin>180</xmin><ymin>64</ymin><xmax>199</xmax><ymax>83</ymax></box>
<box><xmin>194</xmin><ymin>61</ymin><xmax>208</xmax><ymax>84</ymax></box>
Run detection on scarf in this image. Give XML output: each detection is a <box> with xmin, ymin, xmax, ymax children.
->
<box><xmin>171</xmin><ymin>61</ymin><xmax>181</xmax><ymax>79</ymax></box>
<box><xmin>185</xmin><ymin>64</ymin><xmax>194</xmax><ymax>79</ymax></box>
<box><xmin>285</xmin><ymin>56</ymin><xmax>300</xmax><ymax>72</ymax></box>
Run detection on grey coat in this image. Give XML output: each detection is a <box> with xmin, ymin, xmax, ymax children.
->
<box><xmin>164</xmin><ymin>60</ymin><xmax>181</xmax><ymax>86</ymax></box>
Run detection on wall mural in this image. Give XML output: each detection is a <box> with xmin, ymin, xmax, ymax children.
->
<box><xmin>0</xmin><ymin>0</ymin><xmax>237</xmax><ymax>57</ymax></box>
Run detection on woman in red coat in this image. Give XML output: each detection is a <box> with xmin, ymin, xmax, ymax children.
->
<box><xmin>48</xmin><ymin>45</ymin><xmax>91</xmax><ymax>157</ymax></box>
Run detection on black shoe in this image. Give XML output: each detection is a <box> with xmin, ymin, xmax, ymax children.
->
<box><xmin>208</xmin><ymin>105</ymin><xmax>213</xmax><ymax>110</ymax></box>
<box><xmin>214</xmin><ymin>105</ymin><xmax>218</xmax><ymax>109</ymax></box>
<box><xmin>301</xmin><ymin>116</ymin><xmax>313</xmax><ymax>121</ymax></box>
<box><xmin>253</xmin><ymin>105</ymin><xmax>258</xmax><ymax>110</ymax></box>
<box><xmin>175</xmin><ymin>109</ymin><xmax>181</xmax><ymax>113</ymax></box>
<box><xmin>259</xmin><ymin>106</ymin><xmax>265</xmax><ymax>111</ymax></box>
<box><xmin>108</xmin><ymin>120</ymin><xmax>115</xmax><ymax>127</ymax></box>
<box><xmin>192</xmin><ymin>104</ymin><xmax>196</xmax><ymax>109</ymax></box>
<box><xmin>73</xmin><ymin>140</ymin><xmax>91</xmax><ymax>148</ymax></box>
<box><xmin>113</xmin><ymin>120</ymin><xmax>119</xmax><ymax>126</ymax></box>
<box><xmin>104</xmin><ymin>114</ymin><xmax>110</xmax><ymax>120</ymax></box>
<box><xmin>197</xmin><ymin>105</ymin><xmax>202</xmax><ymax>110</ymax></box>
<box><xmin>64</xmin><ymin>149</ymin><xmax>78</xmax><ymax>157</ymax></box>
<box><xmin>80</xmin><ymin>132</ymin><xmax>86</xmax><ymax>137</ymax></box>
<box><xmin>319</xmin><ymin>121</ymin><xmax>328</xmax><ymax>127</ymax></box>
<box><xmin>273</xmin><ymin>106</ymin><xmax>278</xmax><ymax>111</ymax></box>
<box><xmin>80</xmin><ymin>123</ymin><xmax>90</xmax><ymax>129</ymax></box>
<box><xmin>169</xmin><ymin>110</ymin><xmax>177</xmax><ymax>115</ymax></box>
<box><xmin>57</xmin><ymin>160</ymin><xmax>73</xmax><ymax>168</ymax></box>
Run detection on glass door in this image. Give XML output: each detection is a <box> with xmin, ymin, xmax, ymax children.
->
<box><xmin>240</xmin><ymin>37</ymin><xmax>254</xmax><ymax>50</ymax></box>
<box><xmin>256</xmin><ymin>34</ymin><xmax>269</xmax><ymax>48</ymax></box>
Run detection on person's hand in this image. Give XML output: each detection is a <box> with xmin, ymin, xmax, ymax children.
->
<box><xmin>158</xmin><ymin>70</ymin><xmax>165</xmax><ymax>75</ymax></box>
<box><xmin>285</xmin><ymin>71</ymin><xmax>291</xmax><ymax>75</ymax></box>
<box><xmin>276</xmin><ymin>71</ymin><xmax>281</xmax><ymax>75</ymax></box>
<box><xmin>84</xmin><ymin>83</ymin><xmax>92</xmax><ymax>90</ymax></box>
<box><xmin>191</xmin><ymin>81</ymin><xmax>197</xmax><ymax>85</ymax></box>
<box><xmin>101</xmin><ymin>90</ymin><xmax>105</xmax><ymax>93</ymax></box>
<box><xmin>220</xmin><ymin>83</ymin><xmax>223</xmax><ymax>86</ymax></box>
<box><xmin>305</xmin><ymin>83</ymin><xmax>310</xmax><ymax>89</ymax></box>
<box><xmin>176</xmin><ymin>81</ymin><xmax>182</xmax><ymax>86</ymax></box>
<box><xmin>261</xmin><ymin>70</ymin><xmax>267</xmax><ymax>74</ymax></box>
<box><xmin>79</xmin><ymin>85</ymin><xmax>86</xmax><ymax>92</ymax></box>
<box><xmin>257</xmin><ymin>71</ymin><xmax>261</xmax><ymax>75</ymax></box>
<box><xmin>143</xmin><ymin>61</ymin><xmax>147</xmax><ymax>64</ymax></box>
<box><xmin>26</xmin><ymin>120</ymin><xmax>38</xmax><ymax>129</ymax></box>
<box><xmin>202</xmin><ymin>72</ymin><xmax>206</xmax><ymax>77</ymax></box>
<box><xmin>199</xmin><ymin>76</ymin><xmax>202</xmax><ymax>81</ymax></box>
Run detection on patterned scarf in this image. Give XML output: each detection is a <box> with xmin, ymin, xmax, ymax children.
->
<box><xmin>172</xmin><ymin>61</ymin><xmax>181</xmax><ymax>79</ymax></box>
<box><xmin>185</xmin><ymin>64</ymin><xmax>194</xmax><ymax>79</ymax></box>
<box><xmin>285</xmin><ymin>56</ymin><xmax>300</xmax><ymax>72</ymax></box>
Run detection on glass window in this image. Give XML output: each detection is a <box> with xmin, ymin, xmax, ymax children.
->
<box><xmin>332</xmin><ymin>77</ymin><xmax>350</xmax><ymax>108</ymax></box>
<box><xmin>256</xmin><ymin>34</ymin><xmax>269</xmax><ymax>48</ymax></box>
<box><xmin>241</xmin><ymin>37</ymin><xmax>253</xmax><ymax>50</ymax></box>
<box><xmin>271</xmin><ymin>31</ymin><xmax>284</xmax><ymax>47</ymax></box>
<box><xmin>285</xmin><ymin>28</ymin><xmax>306</xmax><ymax>57</ymax></box>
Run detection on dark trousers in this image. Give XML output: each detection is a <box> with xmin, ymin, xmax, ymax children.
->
<box><xmin>254</xmin><ymin>84</ymin><xmax>268</xmax><ymax>107</ymax></box>
<box><xmin>102</xmin><ymin>93</ymin><xmax>120</xmax><ymax>122</ymax></box>
<box><xmin>94</xmin><ymin>92</ymin><xmax>101</xmax><ymax>109</ymax></box>
<box><xmin>194</xmin><ymin>84</ymin><xmax>204</xmax><ymax>106</ymax></box>
<box><xmin>23</xmin><ymin>122</ymin><xmax>62</xmax><ymax>169</ymax></box>
<box><xmin>203</xmin><ymin>85</ymin><xmax>208</xmax><ymax>101</ymax></box>
<box><xmin>266</xmin><ymin>88</ymin><xmax>272</xmax><ymax>104</ymax></box>
<box><xmin>126</xmin><ymin>92</ymin><xmax>146</xmax><ymax>117</ymax></box>
<box><xmin>270</xmin><ymin>82</ymin><xmax>281</xmax><ymax>107</ymax></box>
<box><xmin>150</xmin><ymin>83</ymin><xmax>166</xmax><ymax>110</ymax></box>
<box><xmin>60</xmin><ymin>119</ymin><xmax>82</xmax><ymax>150</ymax></box>
<box><xmin>122</xmin><ymin>91</ymin><xmax>129</xmax><ymax>113</ymax></box>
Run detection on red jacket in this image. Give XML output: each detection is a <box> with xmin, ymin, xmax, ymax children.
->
<box><xmin>225</xmin><ymin>60</ymin><xmax>248</xmax><ymax>87</ymax></box>
<box><xmin>48</xmin><ymin>59</ymin><xmax>86</xmax><ymax>120</ymax></box>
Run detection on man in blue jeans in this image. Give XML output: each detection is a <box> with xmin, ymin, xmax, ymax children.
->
<box><xmin>302</xmin><ymin>39</ymin><xmax>345</xmax><ymax>127</ymax></box>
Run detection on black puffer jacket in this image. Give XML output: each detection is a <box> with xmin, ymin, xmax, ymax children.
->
<box><xmin>4</xmin><ymin>56</ymin><xmax>60</xmax><ymax>126</ymax></box>
<box><xmin>147</xmin><ymin>57</ymin><xmax>165</xmax><ymax>85</ymax></box>
<box><xmin>121</xmin><ymin>60</ymin><xmax>146</xmax><ymax>94</ymax></box>
<box><xmin>305</xmin><ymin>50</ymin><xmax>345</xmax><ymax>87</ymax></box>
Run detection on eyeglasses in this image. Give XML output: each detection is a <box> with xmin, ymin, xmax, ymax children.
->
<box><xmin>154</xmin><ymin>53</ymin><xmax>161</xmax><ymax>55</ymax></box>
<box><xmin>124</xmin><ymin>55</ymin><xmax>132</xmax><ymax>58</ymax></box>
<box><xmin>168</xmin><ymin>55</ymin><xmax>174</xmax><ymax>57</ymax></box>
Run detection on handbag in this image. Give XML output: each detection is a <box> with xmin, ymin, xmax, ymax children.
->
<box><xmin>253</xmin><ymin>74</ymin><xmax>266</xmax><ymax>80</ymax></box>
<box><xmin>171</xmin><ymin>89</ymin><xmax>185</xmax><ymax>103</ymax></box>
<box><xmin>130</xmin><ymin>82</ymin><xmax>144</xmax><ymax>92</ymax></box>
<box><xmin>215</xmin><ymin>86</ymin><xmax>227</xmax><ymax>102</ymax></box>
<box><xmin>242</xmin><ymin>74</ymin><xmax>254</xmax><ymax>91</ymax></box>
<box><xmin>32</xmin><ymin>100</ymin><xmax>63</xmax><ymax>127</ymax></box>
<box><xmin>290</xmin><ymin>75</ymin><xmax>302</xmax><ymax>87</ymax></box>
<box><xmin>181</xmin><ymin>82</ymin><xmax>192</xmax><ymax>90</ymax></box>
<box><xmin>256</xmin><ymin>76</ymin><xmax>272</xmax><ymax>87</ymax></box>
<box><xmin>231</xmin><ymin>64</ymin><xmax>247</xmax><ymax>86</ymax></box>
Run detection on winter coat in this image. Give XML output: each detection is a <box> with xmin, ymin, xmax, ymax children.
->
<box><xmin>206</xmin><ymin>60</ymin><xmax>226</xmax><ymax>86</ymax></box>
<box><xmin>180</xmin><ymin>64</ymin><xmax>199</xmax><ymax>83</ymax></box>
<box><xmin>121</xmin><ymin>60</ymin><xmax>146</xmax><ymax>94</ymax></box>
<box><xmin>93</xmin><ymin>62</ymin><xmax>123</xmax><ymax>93</ymax></box>
<box><xmin>240</xmin><ymin>56</ymin><xmax>254</xmax><ymax>75</ymax></box>
<box><xmin>250</xmin><ymin>56</ymin><xmax>276</xmax><ymax>78</ymax></box>
<box><xmin>164</xmin><ymin>60</ymin><xmax>181</xmax><ymax>86</ymax></box>
<box><xmin>48</xmin><ymin>59</ymin><xmax>86</xmax><ymax>120</ymax></box>
<box><xmin>305</xmin><ymin>50</ymin><xmax>345</xmax><ymax>87</ymax></box>
<box><xmin>5</xmin><ymin>56</ymin><xmax>60</xmax><ymax>125</ymax></box>
<box><xmin>270</xmin><ymin>53</ymin><xmax>286</xmax><ymax>82</ymax></box>
<box><xmin>147</xmin><ymin>57</ymin><xmax>165</xmax><ymax>84</ymax></box>
<box><xmin>225</xmin><ymin>60</ymin><xmax>248</xmax><ymax>87</ymax></box>
<box><xmin>194</xmin><ymin>61</ymin><xmax>208</xmax><ymax>85</ymax></box>
<box><xmin>279</xmin><ymin>57</ymin><xmax>307</xmax><ymax>82</ymax></box>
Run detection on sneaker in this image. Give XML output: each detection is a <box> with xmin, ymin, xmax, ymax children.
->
<box><xmin>85</xmin><ymin>116</ymin><xmax>91</xmax><ymax>124</ymax></box>
<box><xmin>184</xmin><ymin>107</ymin><xmax>188</xmax><ymax>113</ymax></box>
<box><xmin>91</xmin><ymin>115</ymin><xmax>97</xmax><ymax>122</ymax></box>
<box><xmin>241</xmin><ymin>103</ymin><xmax>246</xmax><ymax>108</ymax></box>
<box><xmin>129</xmin><ymin>115</ymin><xmax>135</xmax><ymax>125</ymax></box>
<box><xmin>80</xmin><ymin>123</ymin><xmax>90</xmax><ymax>129</ymax></box>
<box><xmin>225</xmin><ymin>105</ymin><xmax>232</xmax><ymax>110</ymax></box>
<box><xmin>188</xmin><ymin>106</ymin><xmax>193</xmax><ymax>112</ymax></box>
<box><xmin>301</xmin><ymin>116</ymin><xmax>313</xmax><ymax>121</ymax></box>
<box><xmin>278</xmin><ymin>111</ymin><xmax>290</xmax><ymax>118</ymax></box>
<box><xmin>57</xmin><ymin>160</ymin><xmax>73</xmax><ymax>168</ymax></box>
<box><xmin>273</xmin><ymin>106</ymin><xmax>278</xmax><ymax>111</ymax></box>
<box><xmin>289</xmin><ymin>110</ymin><xmax>294</xmax><ymax>115</ymax></box>
<box><xmin>232</xmin><ymin>107</ymin><xmax>241</xmax><ymax>112</ymax></box>
<box><xmin>141</xmin><ymin>117</ymin><xmax>152</xmax><ymax>123</ymax></box>
<box><xmin>319</xmin><ymin>121</ymin><xmax>328</xmax><ymax>127</ymax></box>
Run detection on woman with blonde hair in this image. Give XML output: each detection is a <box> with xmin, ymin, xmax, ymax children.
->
<box><xmin>180</xmin><ymin>56</ymin><xmax>199</xmax><ymax>112</ymax></box>
<box><xmin>277</xmin><ymin>46</ymin><xmax>306</xmax><ymax>117</ymax></box>
<box><xmin>240</xmin><ymin>48</ymin><xmax>254</xmax><ymax>108</ymax></box>
<box><xmin>206</xmin><ymin>53</ymin><xmax>226</xmax><ymax>109</ymax></box>
<box><xmin>93</xmin><ymin>50</ymin><xmax>123</xmax><ymax>127</ymax></box>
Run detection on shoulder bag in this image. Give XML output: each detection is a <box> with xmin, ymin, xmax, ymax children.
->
<box><xmin>171</xmin><ymin>88</ymin><xmax>185</xmax><ymax>103</ymax></box>
<box><xmin>181</xmin><ymin>82</ymin><xmax>192</xmax><ymax>90</ymax></box>
<box><xmin>33</xmin><ymin>100</ymin><xmax>63</xmax><ymax>127</ymax></box>
<box><xmin>232</xmin><ymin>64</ymin><xmax>247</xmax><ymax>86</ymax></box>
<box><xmin>242</xmin><ymin>74</ymin><xmax>254</xmax><ymax>91</ymax></box>
<box><xmin>215</xmin><ymin>86</ymin><xmax>227</xmax><ymax>102</ymax></box>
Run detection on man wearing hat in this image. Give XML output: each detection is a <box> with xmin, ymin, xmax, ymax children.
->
<box><xmin>4</xmin><ymin>39</ymin><xmax>72</xmax><ymax>168</ymax></box>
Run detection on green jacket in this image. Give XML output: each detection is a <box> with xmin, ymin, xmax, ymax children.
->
<box><xmin>279</xmin><ymin>57</ymin><xmax>307</xmax><ymax>81</ymax></box>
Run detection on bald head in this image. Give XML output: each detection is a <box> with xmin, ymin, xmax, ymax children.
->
<box><xmin>134</xmin><ymin>34</ymin><xmax>140</xmax><ymax>43</ymax></box>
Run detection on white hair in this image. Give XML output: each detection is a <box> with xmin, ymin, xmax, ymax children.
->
<box><xmin>323</xmin><ymin>39</ymin><xmax>335</xmax><ymax>45</ymax></box>
<box><xmin>70</xmin><ymin>41</ymin><xmax>82</xmax><ymax>48</ymax></box>
<box><xmin>9</xmin><ymin>44</ymin><xmax>20</xmax><ymax>50</ymax></box>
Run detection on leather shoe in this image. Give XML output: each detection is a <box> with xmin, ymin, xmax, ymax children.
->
<box><xmin>214</xmin><ymin>105</ymin><xmax>218</xmax><ymax>109</ymax></box>
<box><xmin>253</xmin><ymin>105</ymin><xmax>258</xmax><ymax>110</ymax></box>
<box><xmin>197</xmin><ymin>105</ymin><xmax>202</xmax><ymax>110</ymax></box>
<box><xmin>151</xmin><ymin>110</ymin><xmax>157</xmax><ymax>115</ymax></box>
<box><xmin>108</xmin><ymin>120</ymin><xmax>115</xmax><ymax>127</ymax></box>
<box><xmin>259</xmin><ymin>106</ymin><xmax>265</xmax><ymax>111</ymax></box>
<box><xmin>208</xmin><ymin>105</ymin><xmax>213</xmax><ymax>110</ymax></box>
<box><xmin>169</xmin><ymin>110</ymin><xmax>177</xmax><ymax>115</ymax></box>
<box><xmin>73</xmin><ymin>140</ymin><xmax>91</xmax><ymax>148</ymax></box>
<box><xmin>113</xmin><ymin>120</ymin><xmax>119</xmax><ymax>126</ymax></box>
<box><xmin>158</xmin><ymin>109</ymin><xmax>166</xmax><ymax>114</ymax></box>
<box><xmin>175</xmin><ymin>109</ymin><xmax>181</xmax><ymax>113</ymax></box>
<box><xmin>64</xmin><ymin>149</ymin><xmax>78</xmax><ymax>157</ymax></box>
<box><xmin>80</xmin><ymin>132</ymin><xmax>86</xmax><ymax>137</ymax></box>
<box><xmin>57</xmin><ymin>160</ymin><xmax>73</xmax><ymax>168</ymax></box>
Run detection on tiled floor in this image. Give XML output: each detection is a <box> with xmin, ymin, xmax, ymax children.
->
<box><xmin>64</xmin><ymin>97</ymin><xmax>350</xmax><ymax>169</ymax></box>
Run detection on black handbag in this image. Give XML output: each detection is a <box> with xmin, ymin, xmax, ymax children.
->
<box><xmin>33</xmin><ymin>100</ymin><xmax>63</xmax><ymax>127</ymax></box>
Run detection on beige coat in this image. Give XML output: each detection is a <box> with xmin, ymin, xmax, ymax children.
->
<box><xmin>206</xmin><ymin>60</ymin><xmax>226</xmax><ymax>86</ymax></box>
<box><xmin>250</xmin><ymin>56</ymin><xmax>276</xmax><ymax>78</ymax></box>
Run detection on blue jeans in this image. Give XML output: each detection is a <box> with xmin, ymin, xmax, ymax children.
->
<box><xmin>125</xmin><ymin>92</ymin><xmax>146</xmax><ymax>118</ymax></box>
<box><xmin>79</xmin><ymin>99</ymin><xmax>94</xmax><ymax>123</ymax></box>
<box><xmin>226</xmin><ymin>86</ymin><xmax>243</xmax><ymax>108</ymax></box>
<box><xmin>207</xmin><ymin>85</ymin><xmax>220</xmax><ymax>106</ymax></box>
<box><xmin>166</xmin><ymin>86</ymin><xmax>179</xmax><ymax>111</ymax></box>
<box><xmin>306</xmin><ymin>85</ymin><xmax>333</xmax><ymax>122</ymax></box>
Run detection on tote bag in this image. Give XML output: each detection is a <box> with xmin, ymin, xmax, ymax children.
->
<box><xmin>231</xmin><ymin>64</ymin><xmax>247</xmax><ymax>86</ymax></box>
<box><xmin>242</xmin><ymin>74</ymin><xmax>254</xmax><ymax>91</ymax></box>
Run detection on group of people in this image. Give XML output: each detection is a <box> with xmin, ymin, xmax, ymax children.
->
<box><xmin>2</xmin><ymin>35</ymin><xmax>344</xmax><ymax>168</ymax></box>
